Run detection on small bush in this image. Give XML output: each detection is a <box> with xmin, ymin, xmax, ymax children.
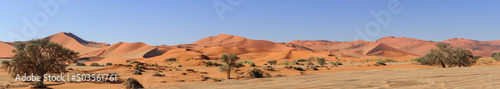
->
<box><xmin>90</xmin><ymin>63</ymin><xmax>100</xmax><ymax>66</ymax></box>
<box><xmin>248</xmin><ymin>62</ymin><xmax>256</xmax><ymax>67</ymax></box>
<box><xmin>132</xmin><ymin>70</ymin><xmax>142</xmax><ymax>75</ymax></box>
<box><xmin>333</xmin><ymin>62</ymin><xmax>343</xmax><ymax>65</ymax></box>
<box><xmin>76</xmin><ymin>63</ymin><xmax>86</xmax><ymax>66</ymax></box>
<box><xmin>178</xmin><ymin>65</ymin><xmax>182</xmax><ymax>67</ymax></box>
<box><xmin>153</xmin><ymin>72</ymin><xmax>165</xmax><ymax>77</ymax></box>
<box><xmin>248</xmin><ymin>68</ymin><xmax>264</xmax><ymax>78</ymax></box>
<box><xmin>123</xmin><ymin>77</ymin><xmax>144</xmax><ymax>89</ymax></box>
<box><xmin>267</xmin><ymin>60</ymin><xmax>277</xmax><ymax>66</ymax></box>
<box><xmin>106</xmin><ymin>63</ymin><xmax>113</xmax><ymax>66</ymax></box>
<box><xmin>293</xmin><ymin>67</ymin><xmax>304</xmax><ymax>71</ymax></box>
<box><xmin>297</xmin><ymin>59</ymin><xmax>307</xmax><ymax>62</ymax></box>
<box><xmin>290</xmin><ymin>60</ymin><xmax>298</xmax><ymax>65</ymax></box>
<box><xmin>165</xmin><ymin>58</ymin><xmax>177</xmax><ymax>62</ymax></box>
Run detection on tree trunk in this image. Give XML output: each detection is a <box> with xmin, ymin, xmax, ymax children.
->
<box><xmin>440</xmin><ymin>62</ymin><xmax>446</xmax><ymax>68</ymax></box>
<box><xmin>227</xmin><ymin>66</ymin><xmax>231</xmax><ymax>79</ymax></box>
<box><xmin>227</xmin><ymin>71</ymin><xmax>231</xmax><ymax>79</ymax></box>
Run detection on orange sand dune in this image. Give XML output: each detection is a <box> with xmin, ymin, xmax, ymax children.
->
<box><xmin>44</xmin><ymin>32</ymin><xmax>108</xmax><ymax>54</ymax></box>
<box><xmin>442</xmin><ymin>38</ymin><xmax>500</xmax><ymax>56</ymax></box>
<box><xmin>376</xmin><ymin>36</ymin><xmax>439</xmax><ymax>56</ymax></box>
<box><xmin>195</xmin><ymin>46</ymin><xmax>270</xmax><ymax>56</ymax></box>
<box><xmin>192</xmin><ymin>34</ymin><xmax>295</xmax><ymax>51</ymax></box>
<box><xmin>0</xmin><ymin>42</ymin><xmax>14</xmax><ymax>58</ymax></box>
<box><xmin>84</xmin><ymin>42</ymin><xmax>157</xmax><ymax>58</ymax></box>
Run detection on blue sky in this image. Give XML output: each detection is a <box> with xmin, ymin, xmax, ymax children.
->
<box><xmin>1</xmin><ymin>0</ymin><xmax>499</xmax><ymax>45</ymax></box>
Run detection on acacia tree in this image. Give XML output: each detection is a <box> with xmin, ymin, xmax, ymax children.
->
<box><xmin>306</xmin><ymin>56</ymin><xmax>315</xmax><ymax>69</ymax></box>
<box><xmin>316</xmin><ymin>57</ymin><xmax>326</xmax><ymax>67</ymax></box>
<box><xmin>491</xmin><ymin>52</ymin><xmax>500</xmax><ymax>61</ymax></box>
<box><xmin>218</xmin><ymin>53</ymin><xmax>239</xmax><ymax>79</ymax></box>
<box><xmin>416</xmin><ymin>44</ymin><xmax>478</xmax><ymax>68</ymax></box>
<box><xmin>2</xmin><ymin>39</ymin><xmax>79</xmax><ymax>88</ymax></box>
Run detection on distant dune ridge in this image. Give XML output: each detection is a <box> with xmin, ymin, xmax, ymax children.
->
<box><xmin>0</xmin><ymin>41</ymin><xmax>14</xmax><ymax>58</ymax></box>
<box><xmin>0</xmin><ymin>32</ymin><xmax>499</xmax><ymax>61</ymax></box>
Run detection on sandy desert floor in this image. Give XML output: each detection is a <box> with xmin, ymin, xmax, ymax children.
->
<box><xmin>164</xmin><ymin>65</ymin><xmax>500</xmax><ymax>89</ymax></box>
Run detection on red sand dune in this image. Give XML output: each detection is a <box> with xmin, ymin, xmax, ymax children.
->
<box><xmin>195</xmin><ymin>46</ymin><xmax>270</xmax><ymax>57</ymax></box>
<box><xmin>84</xmin><ymin>42</ymin><xmax>156</xmax><ymax>58</ymax></box>
<box><xmin>442</xmin><ymin>38</ymin><xmax>500</xmax><ymax>56</ymax></box>
<box><xmin>0</xmin><ymin>42</ymin><xmax>14</xmax><ymax>58</ymax></box>
<box><xmin>192</xmin><ymin>34</ymin><xmax>295</xmax><ymax>51</ymax></box>
<box><xmin>377</xmin><ymin>36</ymin><xmax>500</xmax><ymax>56</ymax></box>
<box><xmin>376</xmin><ymin>36</ymin><xmax>439</xmax><ymax>56</ymax></box>
<box><xmin>44</xmin><ymin>32</ymin><xmax>108</xmax><ymax>54</ymax></box>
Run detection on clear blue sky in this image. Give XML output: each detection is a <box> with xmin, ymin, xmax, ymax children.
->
<box><xmin>1</xmin><ymin>0</ymin><xmax>499</xmax><ymax>45</ymax></box>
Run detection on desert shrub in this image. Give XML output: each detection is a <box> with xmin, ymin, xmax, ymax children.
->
<box><xmin>297</xmin><ymin>59</ymin><xmax>307</xmax><ymax>62</ymax></box>
<box><xmin>416</xmin><ymin>44</ymin><xmax>479</xmax><ymax>68</ymax></box>
<box><xmin>306</xmin><ymin>56</ymin><xmax>316</xmax><ymax>69</ymax></box>
<box><xmin>106</xmin><ymin>63</ymin><xmax>113</xmax><ymax>66</ymax></box>
<box><xmin>90</xmin><ymin>63</ymin><xmax>100</xmax><ymax>66</ymax></box>
<box><xmin>293</xmin><ymin>67</ymin><xmax>304</xmax><ymax>71</ymax></box>
<box><xmin>123</xmin><ymin>77</ymin><xmax>144</xmax><ymax>89</ymax></box>
<box><xmin>290</xmin><ymin>60</ymin><xmax>298</xmax><ymax>65</ymax></box>
<box><xmin>312</xmin><ymin>67</ymin><xmax>318</xmax><ymax>70</ymax></box>
<box><xmin>316</xmin><ymin>57</ymin><xmax>326</xmax><ymax>67</ymax></box>
<box><xmin>152</xmin><ymin>72</ymin><xmax>165</xmax><ymax>77</ymax></box>
<box><xmin>283</xmin><ymin>60</ymin><xmax>290</xmax><ymax>67</ymax></box>
<box><xmin>267</xmin><ymin>60</ymin><xmax>277</xmax><ymax>66</ymax></box>
<box><xmin>165</xmin><ymin>58</ymin><xmax>177</xmax><ymax>62</ymax></box>
<box><xmin>1</xmin><ymin>60</ymin><xmax>10</xmax><ymax>65</ymax></box>
<box><xmin>376</xmin><ymin>59</ymin><xmax>386</xmax><ymax>66</ymax></box>
<box><xmin>492</xmin><ymin>52</ymin><xmax>500</xmax><ymax>61</ymax></box>
<box><xmin>334</xmin><ymin>62</ymin><xmax>343</xmax><ymax>65</ymax></box>
<box><xmin>248</xmin><ymin>68</ymin><xmax>264</xmax><ymax>78</ymax></box>
<box><xmin>178</xmin><ymin>65</ymin><xmax>182</xmax><ymax>67</ymax></box>
<box><xmin>76</xmin><ymin>63</ymin><xmax>86</xmax><ymax>66</ymax></box>
<box><xmin>132</xmin><ymin>70</ymin><xmax>142</xmax><ymax>75</ymax></box>
<box><xmin>248</xmin><ymin>61</ymin><xmax>256</xmax><ymax>67</ymax></box>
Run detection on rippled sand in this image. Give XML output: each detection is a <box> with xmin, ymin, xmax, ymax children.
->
<box><xmin>165</xmin><ymin>66</ymin><xmax>500</xmax><ymax>89</ymax></box>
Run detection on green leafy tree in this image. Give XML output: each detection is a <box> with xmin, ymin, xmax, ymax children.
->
<box><xmin>416</xmin><ymin>44</ymin><xmax>478</xmax><ymax>68</ymax></box>
<box><xmin>218</xmin><ymin>53</ymin><xmax>239</xmax><ymax>79</ymax></box>
<box><xmin>2</xmin><ymin>39</ymin><xmax>79</xmax><ymax>88</ymax></box>
<box><xmin>491</xmin><ymin>52</ymin><xmax>500</xmax><ymax>61</ymax></box>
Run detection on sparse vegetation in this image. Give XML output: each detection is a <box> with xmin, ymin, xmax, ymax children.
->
<box><xmin>297</xmin><ymin>59</ymin><xmax>307</xmax><ymax>62</ymax></box>
<box><xmin>165</xmin><ymin>58</ymin><xmax>177</xmax><ymax>62</ymax></box>
<box><xmin>76</xmin><ymin>63</ymin><xmax>86</xmax><ymax>66</ymax></box>
<box><xmin>283</xmin><ymin>60</ymin><xmax>290</xmax><ymax>68</ymax></box>
<box><xmin>236</xmin><ymin>60</ymin><xmax>256</xmax><ymax>67</ymax></box>
<box><xmin>415</xmin><ymin>44</ymin><xmax>479</xmax><ymax>68</ymax></box>
<box><xmin>267</xmin><ymin>60</ymin><xmax>277</xmax><ymax>66</ymax></box>
<box><xmin>106</xmin><ymin>63</ymin><xmax>113</xmax><ymax>66</ymax></box>
<box><xmin>293</xmin><ymin>67</ymin><xmax>304</xmax><ymax>71</ymax></box>
<box><xmin>123</xmin><ymin>77</ymin><xmax>144</xmax><ymax>89</ymax></box>
<box><xmin>316</xmin><ymin>57</ymin><xmax>326</xmax><ymax>67</ymax></box>
<box><xmin>90</xmin><ymin>63</ymin><xmax>100</xmax><ymax>66</ymax></box>
<box><xmin>2</xmin><ymin>39</ymin><xmax>79</xmax><ymax>88</ymax></box>
<box><xmin>248</xmin><ymin>68</ymin><xmax>264</xmax><ymax>78</ymax></box>
<box><xmin>491</xmin><ymin>52</ymin><xmax>500</xmax><ymax>61</ymax></box>
<box><xmin>219</xmin><ymin>53</ymin><xmax>239</xmax><ymax>79</ymax></box>
<box><xmin>153</xmin><ymin>72</ymin><xmax>165</xmax><ymax>77</ymax></box>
